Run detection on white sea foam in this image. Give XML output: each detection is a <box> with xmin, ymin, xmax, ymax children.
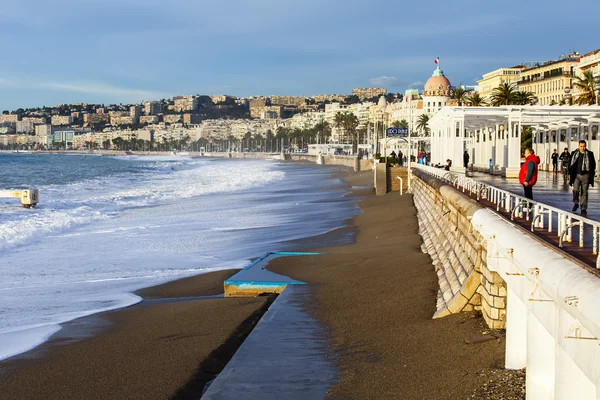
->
<box><xmin>0</xmin><ymin>157</ymin><xmax>357</xmax><ymax>362</ymax></box>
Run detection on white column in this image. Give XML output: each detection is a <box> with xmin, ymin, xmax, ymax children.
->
<box><xmin>554</xmin><ymin>307</ymin><xmax>597</xmax><ymax>400</ymax></box>
<box><xmin>527</xmin><ymin>310</ymin><xmax>556</xmax><ymax>400</ymax></box>
<box><xmin>505</xmin><ymin>286</ymin><xmax>527</xmax><ymax>369</ymax></box>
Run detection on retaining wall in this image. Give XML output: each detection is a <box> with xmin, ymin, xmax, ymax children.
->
<box><xmin>411</xmin><ymin>169</ymin><xmax>506</xmax><ymax>329</ymax></box>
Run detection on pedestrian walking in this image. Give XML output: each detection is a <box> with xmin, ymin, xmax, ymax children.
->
<box><xmin>519</xmin><ymin>148</ymin><xmax>540</xmax><ymax>200</ymax></box>
<box><xmin>551</xmin><ymin>149</ymin><xmax>558</xmax><ymax>173</ymax></box>
<box><xmin>569</xmin><ymin>140</ymin><xmax>596</xmax><ymax>215</ymax></box>
<box><xmin>463</xmin><ymin>150</ymin><xmax>470</xmax><ymax>168</ymax></box>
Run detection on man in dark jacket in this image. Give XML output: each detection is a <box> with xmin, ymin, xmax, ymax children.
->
<box><xmin>569</xmin><ymin>140</ymin><xmax>596</xmax><ymax>215</ymax></box>
<box><xmin>463</xmin><ymin>150</ymin><xmax>470</xmax><ymax>168</ymax></box>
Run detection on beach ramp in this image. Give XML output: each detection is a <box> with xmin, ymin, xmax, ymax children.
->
<box><xmin>223</xmin><ymin>251</ymin><xmax>321</xmax><ymax>297</ymax></box>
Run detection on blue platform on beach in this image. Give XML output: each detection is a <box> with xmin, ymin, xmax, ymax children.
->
<box><xmin>223</xmin><ymin>251</ymin><xmax>322</xmax><ymax>297</ymax></box>
<box><xmin>202</xmin><ymin>284</ymin><xmax>337</xmax><ymax>399</ymax></box>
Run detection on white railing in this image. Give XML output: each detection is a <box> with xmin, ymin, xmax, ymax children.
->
<box><xmin>413</xmin><ymin>164</ymin><xmax>600</xmax><ymax>269</ymax></box>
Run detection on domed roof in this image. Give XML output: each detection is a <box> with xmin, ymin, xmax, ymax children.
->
<box><xmin>377</xmin><ymin>96</ymin><xmax>387</xmax><ymax>108</ymax></box>
<box><xmin>423</xmin><ymin>67</ymin><xmax>451</xmax><ymax>96</ymax></box>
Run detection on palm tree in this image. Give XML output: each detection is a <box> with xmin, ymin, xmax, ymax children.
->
<box><xmin>573</xmin><ymin>70</ymin><xmax>597</xmax><ymax>105</ymax></box>
<box><xmin>467</xmin><ymin>92</ymin><xmax>487</xmax><ymax>107</ymax></box>
<box><xmin>341</xmin><ymin>113</ymin><xmax>360</xmax><ymax>153</ymax></box>
<box><xmin>489</xmin><ymin>83</ymin><xmax>518</xmax><ymax>106</ymax></box>
<box><xmin>450</xmin><ymin>87</ymin><xmax>468</xmax><ymax>106</ymax></box>
<box><xmin>334</xmin><ymin>112</ymin><xmax>345</xmax><ymax>143</ymax></box>
<box><xmin>416</xmin><ymin>114</ymin><xmax>430</xmax><ymax>136</ymax></box>
<box><xmin>514</xmin><ymin>91</ymin><xmax>537</xmax><ymax>106</ymax></box>
<box><xmin>399</xmin><ymin>119</ymin><xmax>409</xmax><ymax>128</ymax></box>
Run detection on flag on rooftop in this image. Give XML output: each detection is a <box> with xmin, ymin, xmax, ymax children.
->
<box><xmin>434</xmin><ymin>57</ymin><xmax>440</xmax><ymax>65</ymax></box>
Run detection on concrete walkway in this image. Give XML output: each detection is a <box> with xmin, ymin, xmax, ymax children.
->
<box><xmin>470</xmin><ymin>170</ymin><xmax>600</xmax><ymax>222</ymax></box>
<box><xmin>202</xmin><ymin>285</ymin><xmax>337</xmax><ymax>399</ymax></box>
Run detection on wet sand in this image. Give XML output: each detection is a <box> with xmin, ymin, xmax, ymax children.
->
<box><xmin>0</xmin><ymin>269</ymin><xmax>272</xmax><ymax>400</ymax></box>
<box><xmin>267</xmin><ymin>172</ymin><xmax>506</xmax><ymax>399</ymax></box>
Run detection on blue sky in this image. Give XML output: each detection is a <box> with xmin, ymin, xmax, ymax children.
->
<box><xmin>0</xmin><ymin>0</ymin><xmax>598</xmax><ymax>110</ymax></box>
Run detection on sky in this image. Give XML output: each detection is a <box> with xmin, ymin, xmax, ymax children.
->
<box><xmin>0</xmin><ymin>0</ymin><xmax>598</xmax><ymax>111</ymax></box>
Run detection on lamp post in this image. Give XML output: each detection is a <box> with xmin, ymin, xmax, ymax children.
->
<box><xmin>594</xmin><ymin>75</ymin><xmax>600</xmax><ymax>105</ymax></box>
<box><xmin>564</xmin><ymin>86</ymin><xmax>572</xmax><ymax>106</ymax></box>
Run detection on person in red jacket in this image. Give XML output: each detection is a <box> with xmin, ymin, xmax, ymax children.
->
<box><xmin>519</xmin><ymin>148</ymin><xmax>540</xmax><ymax>200</ymax></box>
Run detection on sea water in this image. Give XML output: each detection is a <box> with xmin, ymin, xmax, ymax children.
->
<box><xmin>0</xmin><ymin>153</ymin><xmax>358</xmax><ymax>361</ymax></box>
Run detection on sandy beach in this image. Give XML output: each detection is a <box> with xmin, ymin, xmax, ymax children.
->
<box><xmin>267</xmin><ymin>171</ymin><xmax>510</xmax><ymax>399</ymax></box>
<box><xmin>0</xmin><ymin>270</ymin><xmax>273</xmax><ymax>400</ymax></box>
<box><xmin>0</xmin><ymin>166</ymin><xmax>520</xmax><ymax>400</ymax></box>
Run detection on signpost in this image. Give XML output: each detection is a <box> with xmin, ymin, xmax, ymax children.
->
<box><xmin>385</xmin><ymin>127</ymin><xmax>409</xmax><ymax>137</ymax></box>
<box><xmin>383</xmin><ymin>127</ymin><xmax>409</xmax><ymax>166</ymax></box>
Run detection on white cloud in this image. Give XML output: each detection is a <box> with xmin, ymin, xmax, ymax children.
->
<box><xmin>408</xmin><ymin>81</ymin><xmax>424</xmax><ymax>88</ymax></box>
<box><xmin>39</xmin><ymin>81</ymin><xmax>167</xmax><ymax>101</ymax></box>
<box><xmin>0</xmin><ymin>78</ymin><xmax>15</xmax><ymax>87</ymax></box>
<box><xmin>369</xmin><ymin>76</ymin><xmax>399</xmax><ymax>87</ymax></box>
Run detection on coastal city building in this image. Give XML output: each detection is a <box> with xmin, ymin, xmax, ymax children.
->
<box><xmin>269</xmin><ymin>96</ymin><xmax>306</xmax><ymax>107</ymax></box>
<box><xmin>130</xmin><ymin>105</ymin><xmax>142</xmax><ymax>119</ymax></box>
<box><xmin>163</xmin><ymin>114</ymin><xmax>183</xmax><ymax>124</ymax></box>
<box><xmin>573</xmin><ymin>48</ymin><xmax>600</xmax><ymax>102</ymax></box>
<box><xmin>325</xmin><ymin>101</ymin><xmax>373</xmax><ymax>143</ymax></box>
<box><xmin>22</xmin><ymin>116</ymin><xmax>46</xmax><ymax>124</ymax></box>
<box><xmin>311</xmin><ymin>94</ymin><xmax>347</xmax><ymax>103</ymax></box>
<box><xmin>476</xmin><ymin>66</ymin><xmax>524</xmax><ymax>99</ymax></box>
<box><xmin>352</xmin><ymin>88</ymin><xmax>387</xmax><ymax>100</ymax></box>
<box><xmin>173</xmin><ymin>96</ymin><xmax>198</xmax><ymax>112</ymax></box>
<box><xmin>51</xmin><ymin>115</ymin><xmax>73</xmax><ymax>126</ymax></box>
<box><xmin>83</xmin><ymin>113</ymin><xmax>110</xmax><ymax>127</ymax></box>
<box><xmin>144</xmin><ymin>101</ymin><xmax>162</xmax><ymax>115</ymax></box>
<box><xmin>183</xmin><ymin>114</ymin><xmax>203</xmax><ymax>125</ymax></box>
<box><xmin>0</xmin><ymin>114</ymin><xmax>19</xmax><ymax>123</ymax></box>
<box><xmin>15</xmin><ymin>120</ymin><xmax>35</xmax><ymax>134</ymax></box>
<box><xmin>516</xmin><ymin>52</ymin><xmax>579</xmax><ymax>105</ymax></box>
<box><xmin>139</xmin><ymin>115</ymin><xmax>159</xmax><ymax>125</ymax></box>
<box><xmin>210</xmin><ymin>95</ymin><xmax>236</xmax><ymax>104</ymax></box>
<box><xmin>249</xmin><ymin>98</ymin><xmax>268</xmax><ymax>118</ymax></box>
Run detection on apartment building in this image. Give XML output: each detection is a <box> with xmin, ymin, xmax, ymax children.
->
<box><xmin>51</xmin><ymin>115</ymin><xmax>73</xmax><ymax>126</ymax></box>
<box><xmin>311</xmin><ymin>94</ymin><xmax>347</xmax><ymax>103</ymax></box>
<box><xmin>35</xmin><ymin>124</ymin><xmax>54</xmax><ymax>137</ymax></box>
<box><xmin>325</xmin><ymin>102</ymin><xmax>373</xmax><ymax>143</ymax></box>
<box><xmin>269</xmin><ymin>96</ymin><xmax>306</xmax><ymax>107</ymax></box>
<box><xmin>144</xmin><ymin>101</ymin><xmax>162</xmax><ymax>115</ymax></box>
<box><xmin>22</xmin><ymin>117</ymin><xmax>46</xmax><ymax>124</ymax></box>
<box><xmin>173</xmin><ymin>96</ymin><xmax>198</xmax><ymax>112</ymax></box>
<box><xmin>249</xmin><ymin>98</ymin><xmax>268</xmax><ymax>118</ymax></box>
<box><xmin>476</xmin><ymin>66</ymin><xmax>524</xmax><ymax>99</ymax></box>
<box><xmin>0</xmin><ymin>114</ymin><xmax>19</xmax><ymax>123</ymax></box>
<box><xmin>574</xmin><ymin>48</ymin><xmax>600</xmax><ymax>102</ymax></box>
<box><xmin>164</xmin><ymin>114</ymin><xmax>183</xmax><ymax>124</ymax></box>
<box><xmin>130</xmin><ymin>105</ymin><xmax>142</xmax><ymax>119</ymax></box>
<box><xmin>183</xmin><ymin>114</ymin><xmax>203</xmax><ymax>125</ymax></box>
<box><xmin>352</xmin><ymin>88</ymin><xmax>387</xmax><ymax>100</ymax></box>
<box><xmin>16</xmin><ymin>120</ymin><xmax>35</xmax><ymax>134</ymax></box>
<box><xmin>517</xmin><ymin>54</ymin><xmax>579</xmax><ymax>105</ymax></box>
<box><xmin>83</xmin><ymin>113</ymin><xmax>110</xmax><ymax>126</ymax></box>
<box><xmin>139</xmin><ymin>115</ymin><xmax>159</xmax><ymax>125</ymax></box>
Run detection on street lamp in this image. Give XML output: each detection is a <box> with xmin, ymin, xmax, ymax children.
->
<box><xmin>594</xmin><ymin>75</ymin><xmax>600</xmax><ymax>105</ymax></box>
<box><xmin>564</xmin><ymin>86</ymin><xmax>572</xmax><ymax>106</ymax></box>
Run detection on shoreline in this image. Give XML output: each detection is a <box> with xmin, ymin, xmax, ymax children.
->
<box><xmin>0</xmin><ymin>269</ymin><xmax>277</xmax><ymax>399</ymax></box>
<box><xmin>266</xmin><ymin>172</ymin><xmax>520</xmax><ymax>399</ymax></box>
<box><xmin>0</xmin><ymin>161</ymin><xmax>364</xmax><ymax>399</ymax></box>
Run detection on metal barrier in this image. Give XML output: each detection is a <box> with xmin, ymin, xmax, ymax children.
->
<box><xmin>0</xmin><ymin>188</ymin><xmax>39</xmax><ymax>208</ymax></box>
<box><xmin>412</xmin><ymin>164</ymin><xmax>600</xmax><ymax>268</ymax></box>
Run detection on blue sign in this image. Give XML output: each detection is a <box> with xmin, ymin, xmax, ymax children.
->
<box><xmin>386</xmin><ymin>127</ymin><xmax>409</xmax><ymax>137</ymax></box>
